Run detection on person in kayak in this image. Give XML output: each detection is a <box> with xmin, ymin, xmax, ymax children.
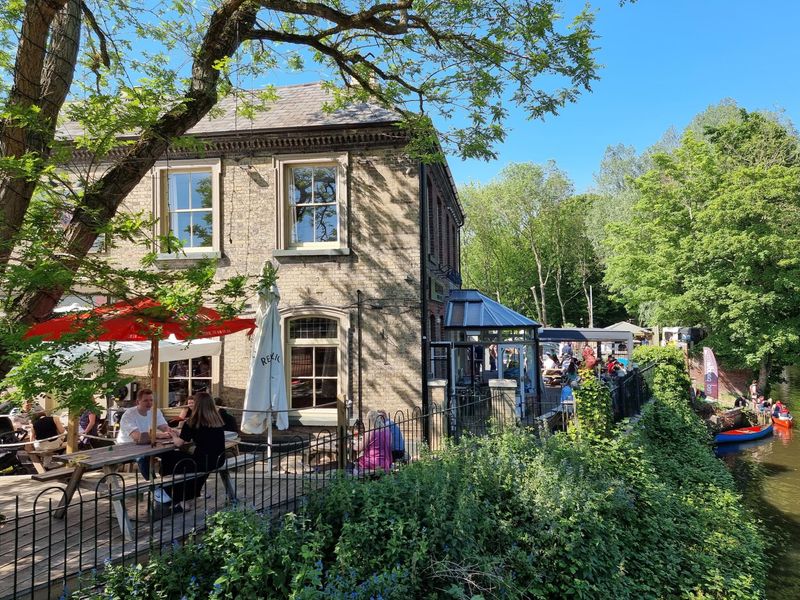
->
<box><xmin>772</xmin><ymin>400</ymin><xmax>787</xmax><ymax>418</ymax></box>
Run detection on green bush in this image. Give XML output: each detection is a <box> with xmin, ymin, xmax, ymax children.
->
<box><xmin>573</xmin><ymin>369</ymin><xmax>613</xmax><ymax>439</ymax></box>
<box><xmin>78</xmin><ymin>356</ymin><xmax>765</xmax><ymax>599</ymax></box>
<box><xmin>632</xmin><ymin>344</ymin><xmax>687</xmax><ymax>371</ymax></box>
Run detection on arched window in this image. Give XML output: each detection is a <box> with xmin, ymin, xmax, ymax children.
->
<box><xmin>287</xmin><ymin>316</ymin><xmax>339</xmax><ymax>409</ymax></box>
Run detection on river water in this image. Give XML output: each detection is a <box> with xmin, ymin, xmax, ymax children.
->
<box><xmin>716</xmin><ymin>367</ymin><xmax>800</xmax><ymax>599</ymax></box>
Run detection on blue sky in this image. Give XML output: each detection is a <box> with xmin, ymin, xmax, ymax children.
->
<box><xmin>446</xmin><ymin>0</ymin><xmax>800</xmax><ymax>193</ymax></box>
<box><xmin>115</xmin><ymin>1</ymin><xmax>800</xmax><ymax>193</ymax></box>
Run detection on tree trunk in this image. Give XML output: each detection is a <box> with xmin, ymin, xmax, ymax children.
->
<box><xmin>66</xmin><ymin>412</ymin><xmax>79</xmax><ymax>453</ymax></box>
<box><xmin>582</xmin><ymin>281</ymin><xmax>594</xmax><ymax>328</ymax></box>
<box><xmin>758</xmin><ymin>354</ymin><xmax>772</xmax><ymax>397</ymax></box>
<box><xmin>554</xmin><ymin>265</ymin><xmax>567</xmax><ymax>326</ymax></box>
<box><xmin>531</xmin><ymin>246</ymin><xmax>548</xmax><ymax>326</ymax></box>
<box><xmin>0</xmin><ymin>1</ymin><xmax>258</xmax><ymax>382</ymax></box>
<box><xmin>530</xmin><ymin>285</ymin><xmax>541</xmax><ymax>322</ymax></box>
<box><xmin>0</xmin><ymin>0</ymin><xmax>70</xmax><ymax>267</ymax></box>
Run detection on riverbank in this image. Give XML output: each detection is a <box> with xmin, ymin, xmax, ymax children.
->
<box><xmin>78</xmin><ymin>348</ymin><xmax>766</xmax><ymax>599</ymax></box>
<box><xmin>718</xmin><ymin>365</ymin><xmax>800</xmax><ymax>600</ymax></box>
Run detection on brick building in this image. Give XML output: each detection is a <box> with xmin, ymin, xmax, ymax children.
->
<box><xmin>62</xmin><ymin>82</ymin><xmax>463</xmax><ymax>426</ymax></box>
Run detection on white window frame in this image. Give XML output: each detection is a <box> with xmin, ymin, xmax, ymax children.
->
<box><xmin>274</xmin><ymin>152</ymin><xmax>348</xmax><ymax>254</ymax></box>
<box><xmin>154</xmin><ymin>158</ymin><xmax>221</xmax><ymax>260</ymax></box>
<box><xmin>281</xmin><ymin>306</ymin><xmax>349</xmax><ymax>425</ymax></box>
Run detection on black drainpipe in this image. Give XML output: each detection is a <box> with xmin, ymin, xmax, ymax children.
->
<box><xmin>419</xmin><ymin>163</ymin><xmax>430</xmax><ymax>438</ymax></box>
<box><xmin>357</xmin><ymin>289</ymin><xmax>364</xmax><ymax>422</ymax></box>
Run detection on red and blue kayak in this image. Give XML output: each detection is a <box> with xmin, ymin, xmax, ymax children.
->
<box><xmin>714</xmin><ymin>424</ymin><xmax>773</xmax><ymax>444</ymax></box>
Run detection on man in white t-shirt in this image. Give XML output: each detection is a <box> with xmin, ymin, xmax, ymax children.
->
<box><xmin>117</xmin><ymin>388</ymin><xmax>171</xmax><ymax>444</ymax></box>
<box><xmin>118</xmin><ymin>389</ymin><xmax>172</xmax><ymax>484</ymax></box>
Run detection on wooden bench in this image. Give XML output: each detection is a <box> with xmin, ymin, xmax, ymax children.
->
<box><xmin>24</xmin><ymin>448</ymin><xmax>66</xmax><ymax>474</ymax></box>
<box><xmin>31</xmin><ymin>466</ymin><xmax>75</xmax><ymax>482</ymax></box>
<box><xmin>108</xmin><ymin>453</ymin><xmax>260</xmax><ymax>505</ymax></box>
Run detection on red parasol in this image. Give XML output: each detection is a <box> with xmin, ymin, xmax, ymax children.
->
<box><xmin>25</xmin><ymin>297</ymin><xmax>256</xmax><ymax>447</ymax></box>
<box><xmin>25</xmin><ymin>297</ymin><xmax>256</xmax><ymax>342</ymax></box>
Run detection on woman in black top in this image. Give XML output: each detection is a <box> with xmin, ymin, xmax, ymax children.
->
<box><xmin>163</xmin><ymin>392</ymin><xmax>225</xmax><ymax>505</ymax></box>
<box><xmin>31</xmin><ymin>412</ymin><xmax>65</xmax><ymax>450</ymax></box>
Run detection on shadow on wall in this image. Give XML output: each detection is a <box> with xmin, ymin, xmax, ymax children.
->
<box><xmin>319</xmin><ymin>155</ymin><xmax>423</xmax><ymax>413</ymax></box>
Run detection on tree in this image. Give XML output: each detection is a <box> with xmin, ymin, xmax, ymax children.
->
<box><xmin>460</xmin><ymin>162</ymin><xmax>621</xmax><ymax>327</ymax></box>
<box><xmin>604</xmin><ymin>111</ymin><xmax>800</xmax><ymax>392</ymax></box>
<box><xmin>0</xmin><ymin>0</ymin><xmax>600</xmax><ymax>325</ymax></box>
<box><xmin>585</xmin><ymin>144</ymin><xmax>650</xmax><ymax>260</ymax></box>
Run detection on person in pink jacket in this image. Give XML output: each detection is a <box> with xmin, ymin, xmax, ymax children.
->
<box><xmin>355</xmin><ymin>410</ymin><xmax>393</xmax><ymax>475</ymax></box>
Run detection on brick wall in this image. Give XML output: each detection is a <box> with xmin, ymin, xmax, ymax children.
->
<box><xmin>688</xmin><ymin>357</ymin><xmax>752</xmax><ymax>401</ymax></box>
<box><xmin>96</xmin><ymin>132</ymin><xmax>443</xmax><ymax>423</ymax></box>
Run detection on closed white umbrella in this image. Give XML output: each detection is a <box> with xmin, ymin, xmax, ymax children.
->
<box><xmin>241</xmin><ymin>281</ymin><xmax>288</xmax><ymax>437</ymax></box>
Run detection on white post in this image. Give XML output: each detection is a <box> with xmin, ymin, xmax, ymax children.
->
<box><xmin>267</xmin><ymin>408</ymin><xmax>273</xmax><ymax>473</ymax></box>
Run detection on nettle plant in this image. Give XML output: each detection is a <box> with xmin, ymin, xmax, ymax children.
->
<box><xmin>573</xmin><ymin>369</ymin><xmax>613</xmax><ymax>439</ymax></box>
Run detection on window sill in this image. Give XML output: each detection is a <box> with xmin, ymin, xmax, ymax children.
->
<box><xmin>289</xmin><ymin>408</ymin><xmax>338</xmax><ymax>427</ymax></box>
<box><xmin>273</xmin><ymin>248</ymin><xmax>351</xmax><ymax>258</ymax></box>
<box><xmin>156</xmin><ymin>251</ymin><xmax>221</xmax><ymax>262</ymax></box>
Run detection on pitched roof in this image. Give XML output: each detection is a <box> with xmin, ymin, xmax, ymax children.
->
<box><xmin>444</xmin><ymin>289</ymin><xmax>540</xmax><ymax>330</ymax></box>
<box><xmin>57</xmin><ymin>82</ymin><xmax>399</xmax><ymax>140</ymax></box>
<box><xmin>604</xmin><ymin>321</ymin><xmax>652</xmax><ymax>336</ymax></box>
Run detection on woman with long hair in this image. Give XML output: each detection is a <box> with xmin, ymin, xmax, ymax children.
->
<box><xmin>162</xmin><ymin>391</ymin><xmax>226</xmax><ymax>508</ymax></box>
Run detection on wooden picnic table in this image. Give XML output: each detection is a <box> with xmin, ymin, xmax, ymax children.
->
<box><xmin>51</xmin><ymin>439</ymin><xmax>240</xmax><ymax>540</ymax></box>
<box><xmin>51</xmin><ymin>441</ymin><xmax>178</xmax><ymax>539</ymax></box>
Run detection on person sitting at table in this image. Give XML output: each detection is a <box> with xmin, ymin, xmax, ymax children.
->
<box><xmin>168</xmin><ymin>394</ymin><xmax>195</xmax><ymax>427</ymax></box>
<box><xmin>11</xmin><ymin>397</ymin><xmax>46</xmax><ymax>430</ymax></box>
<box><xmin>165</xmin><ymin>391</ymin><xmax>227</xmax><ymax>508</ymax></box>
<box><xmin>377</xmin><ymin>409</ymin><xmax>406</xmax><ymax>463</ymax></box>
<box><xmin>26</xmin><ymin>409</ymin><xmax>66</xmax><ymax>469</ymax></box>
<box><xmin>178</xmin><ymin>395</ymin><xmax>195</xmax><ymax>422</ymax></box>
<box><xmin>542</xmin><ymin>352</ymin><xmax>558</xmax><ymax>370</ymax></box>
<box><xmin>354</xmin><ymin>410</ymin><xmax>392</xmax><ymax>477</ymax></box>
<box><xmin>117</xmin><ymin>388</ymin><xmax>172</xmax><ymax>483</ymax></box>
<box><xmin>30</xmin><ymin>410</ymin><xmax>65</xmax><ymax>449</ymax></box>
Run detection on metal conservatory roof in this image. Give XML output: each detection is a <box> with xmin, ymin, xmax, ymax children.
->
<box><xmin>443</xmin><ymin>289</ymin><xmax>540</xmax><ymax>331</ymax></box>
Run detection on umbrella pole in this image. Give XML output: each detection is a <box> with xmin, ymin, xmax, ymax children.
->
<box><xmin>267</xmin><ymin>408</ymin><xmax>273</xmax><ymax>472</ymax></box>
<box><xmin>151</xmin><ymin>338</ymin><xmax>159</xmax><ymax>447</ymax></box>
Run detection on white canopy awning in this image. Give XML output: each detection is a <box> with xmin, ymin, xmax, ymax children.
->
<box><xmin>58</xmin><ymin>338</ymin><xmax>221</xmax><ymax>373</ymax></box>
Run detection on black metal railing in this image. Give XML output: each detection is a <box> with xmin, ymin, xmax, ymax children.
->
<box><xmin>609</xmin><ymin>363</ymin><xmax>656</xmax><ymax>423</ymax></box>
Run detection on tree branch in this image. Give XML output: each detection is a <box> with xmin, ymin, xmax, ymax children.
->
<box><xmin>260</xmin><ymin>0</ymin><xmax>412</xmax><ymax>35</ymax></box>
<box><xmin>80</xmin><ymin>1</ymin><xmax>110</xmax><ymax>68</ymax></box>
<box><xmin>12</xmin><ymin>0</ymin><xmax>259</xmax><ymax>323</ymax></box>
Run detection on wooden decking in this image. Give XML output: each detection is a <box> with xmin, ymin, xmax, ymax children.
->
<box><xmin>0</xmin><ymin>456</ymin><xmax>329</xmax><ymax>600</ymax></box>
